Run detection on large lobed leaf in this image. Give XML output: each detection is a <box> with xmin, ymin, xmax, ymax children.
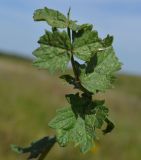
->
<box><xmin>33</xmin><ymin>30</ymin><xmax>71</xmax><ymax>72</ymax></box>
<box><xmin>72</xmin><ymin>26</ymin><xmax>114</xmax><ymax>62</ymax></box>
<box><xmin>73</xmin><ymin>29</ymin><xmax>102</xmax><ymax>61</ymax></box>
<box><xmin>48</xmin><ymin>107</ymin><xmax>76</xmax><ymax>130</ymax></box>
<box><xmin>32</xmin><ymin>7</ymin><xmax>81</xmax><ymax>73</ymax></box>
<box><xmin>80</xmin><ymin>47</ymin><xmax>122</xmax><ymax>93</ymax></box>
<box><xmin>48</xmin><ymin>94</ymin><xmax>109</xmax><ymax>153</ymax></box>
<box><xmin>33</xmin><ymin>7</ymin><xmax>79</xmax><ymax>30</ymax></box>
<box><xmin>38</xmin><ymin>30</ymin><xmax>71</xmax><ymax>50</ymax></box>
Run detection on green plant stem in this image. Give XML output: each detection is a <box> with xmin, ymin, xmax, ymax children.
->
<box><xmin>67</xmin><ymin>8</ymin><xmax>92</xmax><ymax>98</ymax></box>
<box><xmin>70</xmin><ymin>46</ymin><xmax>92</xmax><ymax>96</ymax></box>
<box><xmin>67</xmin><ymin>7</ymin><xmax>71</xmax><ymax>41</ymax></box>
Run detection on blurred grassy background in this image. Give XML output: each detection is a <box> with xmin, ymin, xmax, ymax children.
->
<box><xmin>0</xmin><ymin>52</ymin><xmax>141</xmax><ymax>160</ymax></box>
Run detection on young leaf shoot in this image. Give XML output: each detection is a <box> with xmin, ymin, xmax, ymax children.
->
<box><xmin>12</xmin><ymin>6</ymin><xmax>122</xmax><ymax>160</ymax></box>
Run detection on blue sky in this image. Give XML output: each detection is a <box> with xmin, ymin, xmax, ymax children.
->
<box><xmin>0</xmin><ymin>0</ymin><xmax>141</xmax><ymax>75</ymax></box>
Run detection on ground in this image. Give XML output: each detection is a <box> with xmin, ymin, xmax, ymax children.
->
<box><xmin>0</xmin><ymin>53</ymin><xmax>141</xmax><ymax>160</ymax></box>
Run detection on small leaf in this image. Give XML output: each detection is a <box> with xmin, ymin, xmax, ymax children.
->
<box><xmin>11</xmin><ymin>144</ymin><xmax>23</xmax><ymax>154</ymax></box>
<box><xmin>103</xmin><ymin>118</ymin><xmax>115</xmax><ymax>134</ymax></box>
<box><xmin>102</xmin><ymin>34</ymin><xmax>113</xmax><ymax>47</ymax></box>
<box><xmin>33</xmin><ymin>7</ymin><xmax>68</xmax><ymax>28</ymax></box>
<box><xmin>73</xmin><ymin>24</ymin><xmax>93</xmax><ymax>38</ymax></box>
<box><xmin>73</xmin><ymin>30</ymin><xmax>103</xmax><ymax>61</ymax></box>
<box><xmin>33</xmin><ymin>7</ymin><xmax>79</xmax><ymax>30</ymax></box>
<box><xmin>11</xmin><ymin>136</ymin><xmax>56</xmax><ymax>160</ymax></box>
<box><xmin>77</xmin><ymin>24</ymin><xmax>93</xmax><ymax>32</ymax></box>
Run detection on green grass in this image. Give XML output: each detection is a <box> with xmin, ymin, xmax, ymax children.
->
<box><xmin>0</xmin><ymin>53</ymin><xmax>141</xmax><ymax>160</ymax></box>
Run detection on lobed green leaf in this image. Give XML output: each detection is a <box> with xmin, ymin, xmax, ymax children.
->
<box><xmin>48</xmin><ymin>94</ymin><xmax>109</xmax><ymax>152</ymax></box>
<box><xmin>33</xmin><ymin>30</ymin><xmax>72</xmax><ymax>72</ymax></box>
<box><xmin>38</xmin><ymin>30</ymin><xmax>71</xmax><ymax>50</ymax></box>
<box><xmin>33</xmin><ymin>7</ymin><xmax>68</xmax><ymax>28</ymax></box>
<box><xmin>33</xmin><ymin>46</ymin><xmax>69</xmax><ymax>73</ymax></box>
<box><xmin>73</xmin><ymin>30</ymin><xmax>102</xmax><ymax>61</ymax></box>
<box><xmin>48</xmin><ymin>107</ymin><xmax>76</xmax><ymax>130</ymax></box>
<box><xmin>33</xmin><ymin>7</ymin><xmax>79</xmax><ymax>30</ymax></box>
<box><xmin>80</xmin><ymin>47</ymin><xmax>122</xmax><ymax>93</ymax></box>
